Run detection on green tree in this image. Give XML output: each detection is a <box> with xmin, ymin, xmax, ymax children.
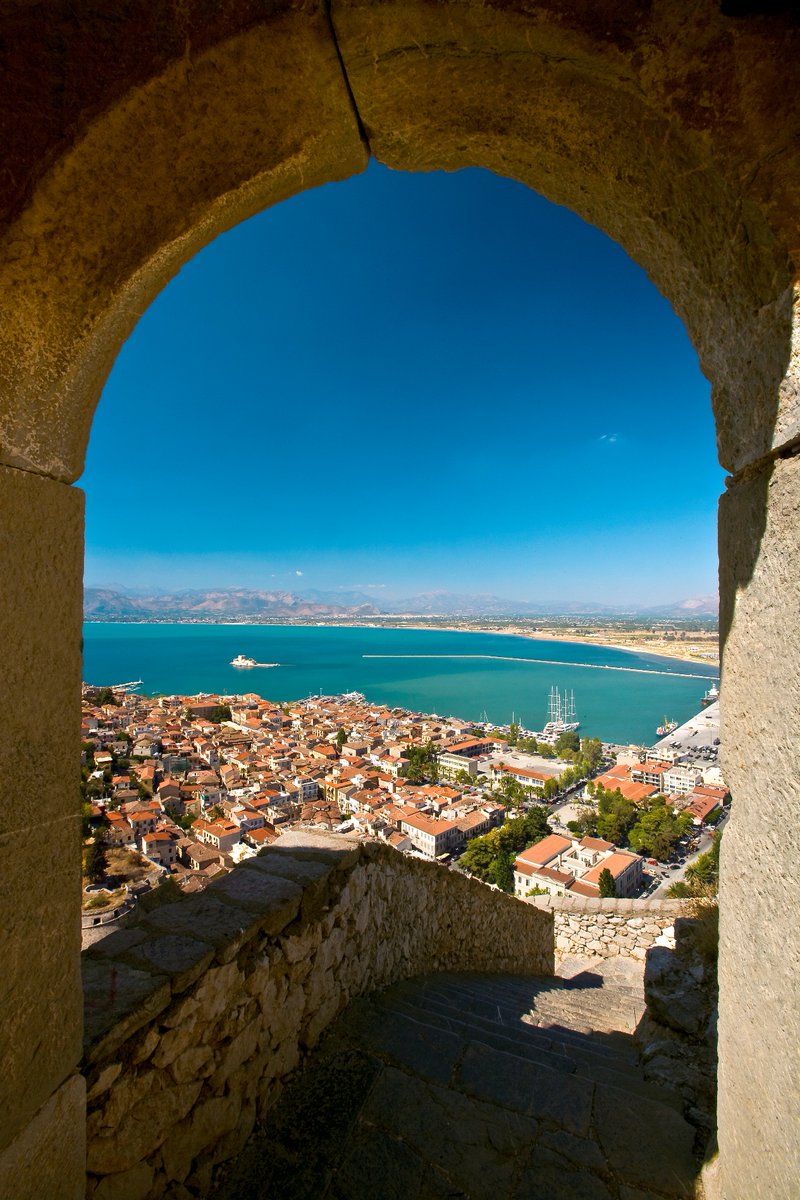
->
<box><xmin>491</xmin><ymin>850</ymin><xmax>515</xmax><ymax>891</ymax></box>
<box><xmin>574</xmin><ymin>805</ymin><xmax>599</xmax><ymax>837</ymax></box>
<box><xmin>598</xmin><ymin>867</ymin><xmax>616</xmax><ymax>898</ymax></box>
<box><xmin>628</xmin><ymin>798</ymin><xmax>692</xmax><ymax>860</ymax></box>
<box><xmin>400</xmin><ymin>741</ymin><xmax>439</xmax><ymax>783</ymax></box>
<box><xmin>542</xmin><ymin>777</ymin><xmax>559</xmax><ymax>801</ymax></box>
<box><xmin>94</xmin><ymin>686</ymin><xmax>120</xmax><ymax>707</ymax></box>
<box><xmin>84</xmin><ymin>838</ymin><xmax>108</xmax><ymax>884</ymax></box>
<box><xmin>555</xmin><ymin>730</ymin><xmax>580</xmax><ymax>757</ymax></box>
<box><xmin>459</xmin><ymin>807</ymin><xmax>550</xmax><ymax>892</ymax></box>
<box><xmin>209</xmin><ymin>704</ymin><xmax>232</xmax><ymax>724</ymax></box>
<box><xmin>335</xmin><ymin>727</ymin><xmax>348</xmax><ymax>751</ymax></box>
<box><xmin>499</xmin><ymin>776</ymin><xmax>526</xmax><ymax>805</ymax></box>
<box><xmin>596</xmin><ymin>786</ymin><xmax>637</xmax><ymax>846</ymax></box>
<box><xmin>81</xmin><ymin>800</ymin><xmax>94</xmax><ymax>839</ymax></box>
<box><xmin>507</xmin><ymin>722</ymin><xmax>520</xmax><ymax>747</ymax></box>
<box><xmin>580</xmin><ymin>737</ymin><xmax>604</xmax><ymax>771</ymax></box>
<box><xmin>682</xmin><ymin>831</ymin><xmax>722</xmax><ymax>894</ymax></box>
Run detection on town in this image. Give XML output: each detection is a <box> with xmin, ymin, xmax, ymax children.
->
<box><xmin>80</xmin><ymin>683</ymin><xmax>727</xmax><ymax>944</ymax></box>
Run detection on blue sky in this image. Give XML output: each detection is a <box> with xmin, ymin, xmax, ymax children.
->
<box><xmin>82</xmin><ymin>160</ymin><xmax>723</xmax><ymax>606</ymax></box>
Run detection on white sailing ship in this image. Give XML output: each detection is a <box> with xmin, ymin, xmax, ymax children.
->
<box><xmin>541</xmin><ymin>686</ymin><xmax>580</xmax><ymax>737</ymax></box>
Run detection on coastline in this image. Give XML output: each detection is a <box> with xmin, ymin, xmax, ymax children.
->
<box><xmin>84</xmin><ymin>618</ymin><xmax>719</xmax><ymax>671</ymax></box>
<box><xmin>290</xmin><ymin>620</ymin><xmax>719</xmax><ymax>671</ymax></box>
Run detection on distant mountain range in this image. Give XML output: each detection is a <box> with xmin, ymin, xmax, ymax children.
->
<box><xmin>84</xmin><ymin>586</ymin><xmax>718</xmax><ymax>621</ymax></box>
<box><xmin>83</xmin><ymin>587</ymin><xmax>381</xmax><ymax>621</ymax></box>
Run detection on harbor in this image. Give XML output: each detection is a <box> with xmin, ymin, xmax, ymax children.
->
<box><xmin>654</xmin><ymin>699</ymin><xmax>720</xmax><ymax>756</ymax></box>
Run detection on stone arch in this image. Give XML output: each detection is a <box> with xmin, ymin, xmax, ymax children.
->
<box><xmin>1</xmin><ymin>4</ymin><xmax>797</xmax><ymax>483</ymax></box>
<box><xmin>0</xmin><ymin>5</ymin><xmax>798</xmax><ymax>1198</ymax></box>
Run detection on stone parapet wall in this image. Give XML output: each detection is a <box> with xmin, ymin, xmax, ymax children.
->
<box><xmin>530</xmin><ymin>896</ymin><xmax>684</xmax><ymax>961</ymax></box>
<box><xmin>82</xmin><ymin>899</ymin><xmax>136</xmax><ymax>949</ymax></box>
<box><xmin>82</xmin><ymin>833</ymin><xmax>553</xmax><ymax>1199</ymax></box>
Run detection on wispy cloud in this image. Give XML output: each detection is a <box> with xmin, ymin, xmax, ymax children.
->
<box><xmin>598</xmin><ymin>433</ymin><xmax>619</xmax><ymax>445</ymax></box>
<box><xmin>295</xmin><ymin>569</ymin><xmax>304</xmax><ymax>576</ymax></box>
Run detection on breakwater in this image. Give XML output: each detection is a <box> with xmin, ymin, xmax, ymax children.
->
<box><xmin>362</xmin><ymin>654</ymin><xmax>718</xmax><ymax>681</ymax></box>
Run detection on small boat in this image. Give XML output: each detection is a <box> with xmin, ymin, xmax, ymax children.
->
<box><xmin>700</xmin><ymin>684</ymin><xmax>720</xmax><ymax>707</ymax></box>
<box><xmin>230</xmin><ymin>655</ymin><xmax>257</xmax><ymax>668</ymax></box>
<box><xmin>656</xmin><ymin>717</ymin><xmax>678</xmax><ymax>736</ymax></box>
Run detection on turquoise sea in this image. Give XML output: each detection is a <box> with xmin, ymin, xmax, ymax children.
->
<box><xmin>82</xmin><ymin>623</ymin><xmax>718</xmax><ymax>746</ymax></box>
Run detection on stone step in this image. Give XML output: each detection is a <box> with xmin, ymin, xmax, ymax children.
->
<box><xmin>411</xmin><ymin>973</ymin><xmax>646</xmax><ymax>1033</ymax></box>
<box><xmin>363</xmin><ymin>995</ymin><xmax>684</xmax><ymax>1113</ymax></box>
<box><xmin>213</xmin><ymin>969</ymin><xmax>699</xmax><ymax>1200</ymax></box>
<box><xmin>373</xmin><ymin>990</ymin><xmax>643</xmax><ymax>1071</ymax></box>
<box><xmin>387</xmin><ymin>982</ymin><xmax>643</xmax><ymax>1061</ymax></box>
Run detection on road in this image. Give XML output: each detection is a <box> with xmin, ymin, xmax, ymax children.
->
<box><xmin>649</xmin><ymin>809</ymin><xmax>727</xmax><ymax>897</ymax></box>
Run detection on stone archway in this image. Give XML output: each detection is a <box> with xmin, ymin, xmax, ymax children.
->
<box><xmin>0</xmin><ymin>5</ymin><xmax>797</xmax><ymax>1197</ymax></box>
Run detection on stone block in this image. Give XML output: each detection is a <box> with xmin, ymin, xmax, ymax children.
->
<box><xmin>150</xmin><ymin>1023</ymin><xmax>200</xmax><ymax>1072</ymax></box>
<box><xmin>89</xmin><ymin>1068</ymin><xmax>158</xmax><ymax>1136</ymax></box>
<box><xmin>718</xmin><ymin>453</ymin><xmax>800</xmax><ymax>1199</ymax></box>
<box><xmin>93</xmin><ymin>1163</ymin><xmax>154</xmax><ymax>1200</ymax></box>
<box><xmin>83</xmin><ymin>957</ymin><xmax>171</xmax><ymax>1065</ymax></box>
<box><xmin>0</xmin><ymin>1074</ymin><xmax>85</xmax><ymax>1200</ymax></box>
<box><xmin>243</xmin><ymin>853</ymin><xmax>334</xmax><ymax>921</ymax></box>
<box><xmin>87</xmin><ymin>1080</ymin><xmax>202</xmax><ymax>1175</ymax></box>
<box><xmin>262</xmin><ymin>830</ymin><xmax>364</xmax><ymax>869</ymax></box>
<box><xmin>210</xmin><ymin>1018</ymin><xmax>261</xmax><ymax>1090</ymax></box>
<box><xmin>86</xmin><ymin>1062</ymin><xmax>123</xmax><ymax>1103</ymax></box>
<box><xmin>187</xmin><ymin>961</ymin><xmax>244</xmax><ymax>1024</ymax></box>
<box><xmin>207</xmin><ymin>869</ymin><xmax>303</xmax><ymax>938</ymax></box>
<box><xmin>160</xmin><ymin>1093</ymin><xmax>241</xmax><ymax>1184</ymax></box>
<box><xmin>141</xmin><ymin>892</ymin><xmax>264</xmax><ymax>963</ymax></box>
<box><xmin>0</xmin><ymin>466</ymin><xmax>84</xmax><ymax>1146</ymax></box>
<box><xmin>120</xmin><ymin>933</ymin><xmax>214</xmax><ymax>993</ymax></box>
<box><xmin>169</xmin><ymin>1045</ymin><xmax>215</xmax><ymax>1086</ymax></box>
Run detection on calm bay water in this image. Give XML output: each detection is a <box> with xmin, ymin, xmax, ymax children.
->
<box><xmin>82</xmin><ymin>623</ymin><xmax>718</xmax><ymax>745</ymax></box>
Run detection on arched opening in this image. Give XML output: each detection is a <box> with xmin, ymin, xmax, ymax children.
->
<box><xmin>0</xmin><ymin>7</ymin><xmax>797</xmax><ymax>1198</ymax></box>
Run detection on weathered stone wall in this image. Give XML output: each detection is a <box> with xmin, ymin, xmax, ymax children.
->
<box><xmin>531</xmin><ymin>896</ymin><xmax>683</xmax><ymax>961</ymax></box>
<box><xmin>0</xmin><ymin>7</ymin><xmax>798</xmax><ymax>1199</ymax></box>
<box><xmin>82</xmin><ymin>834</ymin><xmax>553</xmax><ymax>1199</ymax></box>
<box><xmin>717</xmin><ymin>452</ymin><xmax>800</xmax><ymax>1199</ymax></box>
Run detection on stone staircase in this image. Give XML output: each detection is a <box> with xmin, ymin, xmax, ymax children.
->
<box><xmin>214</xmin><ymin>957</ymin><xmax>699</xmax><ymax>1200</ymax></box>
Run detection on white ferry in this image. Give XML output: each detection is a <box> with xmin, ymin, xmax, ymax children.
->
<box><xmin>230</xmin><ymin>654</ymin><xmax>257</xmax><ymax>668</ymax></box>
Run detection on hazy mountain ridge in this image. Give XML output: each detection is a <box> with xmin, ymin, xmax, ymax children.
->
<box><xmin>83</xmin><ymin>587</ymin><xmax>380</xmax><ymax>620</ymax></box>
<box><xmin>84</xmin><ymin>586</ymin><xmax>718</xmax><ymax>621</ymax></box>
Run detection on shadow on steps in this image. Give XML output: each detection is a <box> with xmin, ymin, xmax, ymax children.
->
<box><xmin>212</xmin><ymin>966</ymin><xmax>702</xmax><ymax>1200</ymax></box>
